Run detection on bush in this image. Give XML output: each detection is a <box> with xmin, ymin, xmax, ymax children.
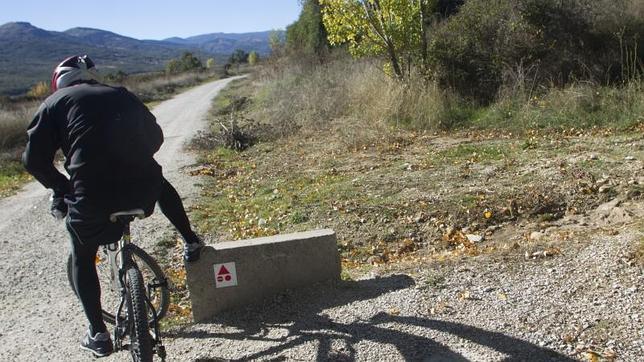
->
<box><xmin>471</xmin><ymin>80</ymin><xmax>643</xmax><ymax>130</ymax></box>
<box><xmin>429</xmin><ymin>0</ymin><xmax>644</xmax><ymax>103</ymax></box>
<box><xmin>27</xmin><ymin>82</ymin><xmax>50</xmax><ymax>99</ymax></box>
<box><xmin>255</xmin><ymin>55</ymin><xmax>642</xmax><ymax>141</ymax></box>
<box><xmin>165</xmin><ymin>52</ymin><xmax>204</xmax><ymax>74</ymax></box>
<box><xmin>285</xmin><ymin>0</ymin><xmax>329</xmax><ymax>60</ymax></box>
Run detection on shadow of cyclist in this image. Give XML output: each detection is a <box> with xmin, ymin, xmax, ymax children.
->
<box><xmin>168</xmin><ymin>274</ymin><xmax>575</xmax><ymax>361</ymax></box>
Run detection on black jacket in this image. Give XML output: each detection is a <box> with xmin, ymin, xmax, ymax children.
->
<box><xmin>23</xmin><ymin>82</ymin><xmax>164</xmax><ymax>221</ymax></box>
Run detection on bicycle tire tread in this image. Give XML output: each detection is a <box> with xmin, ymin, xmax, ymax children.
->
<box><xmin>126</xmin><ymin>266</ymin><xmax>154</xmax><ymax>362</ymax></box>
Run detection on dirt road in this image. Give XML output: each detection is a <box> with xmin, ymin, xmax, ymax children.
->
<box><xmin>0</xmin><ymin>77</ymin><xmax>241</xmax><ymax>361</ymax></box>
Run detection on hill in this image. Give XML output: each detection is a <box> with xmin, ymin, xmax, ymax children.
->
<box><xmin>164</xmin><ymin>31</ymin><xmax>276</xmax><ymax>55</ymax></box>
<box><xmin>0</xmin><ymin>22</ymin><xmax>272</xmax><ymax>95</ymax></box>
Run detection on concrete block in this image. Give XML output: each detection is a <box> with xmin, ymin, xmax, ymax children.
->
<box><xmin>185</xmin><ymin>229</ymin><xmax>340</xmax><ymax>322</ymax></box>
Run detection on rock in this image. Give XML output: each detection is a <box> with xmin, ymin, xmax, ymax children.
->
<box><xmin>589</xmin><ymin>154</ymin><xmax>599</xmax><ymax>160</ymax></box>
<box><xmin>466</xmin><ymin>234</ymin><xmax>484</xmax><ymax>243</ymax></box>
<box><xmin>594</xmin><ymin>198</ymin><xmax>622</xmax><ymax>217</ymax></box>
<box><xmin>481</xmin><ymin>166</ymin><xmax>497</xmax><ymax>178</ymax></box>
<box><xmin>624</xmin><ymin>156</ymin><xmax>636</xmax><ymax>161</ymax></box>
<box><xmin>606</xmin><ymin>207</ymin><xmax>633</xmax><ymax>225</ymax></box>
<box><xmin>596</xmin><ymin>177</ymin><xmax>609</xmax><ymax>186</ymax></box>
<box><xmin>486</xmin><ymin>225</ymin><xmax>500</xmax><ymax>234</ymax></box>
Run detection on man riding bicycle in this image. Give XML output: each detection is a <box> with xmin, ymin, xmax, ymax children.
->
<box><xmin>23</xmin><ymin>55</ymin><xmax>204</xmax><ymax>357</ymax></box>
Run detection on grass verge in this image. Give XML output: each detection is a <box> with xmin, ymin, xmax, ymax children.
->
<box><xmin>0</xmin><ymin>160</ymin><xmax>31</xmax><ymax>197</ymax></box>
<box><xmin>192</xmin><ymin>73</ymin><xmax>643</xmax><ymax>268</ymax></box>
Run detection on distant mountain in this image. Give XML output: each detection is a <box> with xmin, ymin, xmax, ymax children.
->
<box><xmin>64</xmin><ymin>27</ymin><xmax>186</xmax><ymax>52</ymax></box>
<box><xmin>0</xmin><ymin>22</ymin><xmax>273</xmax><ymax>95</ymax></box>
<box><xmin>164</xmin><ymin>31</ymin><xmax>277</xmax><ymax>55</ymax></box>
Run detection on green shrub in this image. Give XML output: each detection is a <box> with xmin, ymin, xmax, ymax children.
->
<box><xmin>471</xmin><ymin>80</ymin><xmax>643</xmax><ymax>130</ymax></box>
<box><xmin>165</xmin><ymin>52</ymin><xmax>204</xmax><ymax>74</ymax></box>
<box><xmin>285</xmin><ymin>0</ymin><xmax>329</xmax><ymax>60</ymax></box>
<box><xmin>429</xmin><ymin>0</ymin><xmax>643</xmax><ymax>103</ymax></box>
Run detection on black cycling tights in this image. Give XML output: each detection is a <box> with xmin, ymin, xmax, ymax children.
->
<box><xmin>68</xmin><ymin>227</ymin><xmax>105</xmax><ymax>334</ymax></box>
<box><xmin>158</xmin><ymin>178</ymin><xmax>199</xmax><ymax>244</ymax></box>
<box><xmin>69</xmin><ymin>177</ymin><xmax>199</xmax><ymax>334</ymax></box>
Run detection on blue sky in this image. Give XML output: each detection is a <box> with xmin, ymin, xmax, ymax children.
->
<box><xmin>0</xmin><ymin>0</ymin><xmax>302</xmax><ymax>39</ymax></box>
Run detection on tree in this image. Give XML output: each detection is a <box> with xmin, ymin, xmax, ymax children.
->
<box><xmin>269</xmin><ymin>30</ymin><xmax>286</xmax><ymax>57</ymax></box>
<box><xmin>206</xmin><ymin>58</ymin><xmax>216</xmax><ymax>69</ymax></box>
<box><xmin>248</xmin><ymin>51</ymin><xmax>259</xmax><ymax>66</ymax></box>
<box><xmin>165</xmin><ymin>52</ymin><xmax>203</xmax><ymax>74</ymax></box>
<box><xmin>229</xmin><ymin>49</ymin><xmax>249</xmax><ymax>65</ymax></box>
<box><xmin>286</xmin><ymin>0</ymin><xmax>329</xmax><ymax>58</ymax></box>
<box><xmin>320</xmin><ymin>0</ymin><xmax>436</xmax><ymax>79</ymax></box>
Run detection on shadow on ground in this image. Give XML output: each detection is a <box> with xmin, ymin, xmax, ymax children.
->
<box><xmin>168</xmin><ymin>275</ymin><xmax>575</xmax><ymax>361</ymax></box>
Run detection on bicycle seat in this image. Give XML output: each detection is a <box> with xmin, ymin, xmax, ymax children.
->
<box><xmin>109</xmin><ymin>209</ymin><xmax>146</xmax><ymax>223</ymax></box>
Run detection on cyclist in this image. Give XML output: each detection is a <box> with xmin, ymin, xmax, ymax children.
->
<box><xmin>23</xmin><ymin>55</ymin><xmax>204</xmax><ymax>357</ymax></box>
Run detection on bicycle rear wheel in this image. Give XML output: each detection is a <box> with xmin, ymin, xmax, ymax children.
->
<box><xmin>125</xmin><ymin>264</ymin><xmax>154</xmax><ymax>362</ymax></box>
<box><xmin>67</xmin><ymin>244</ymin><xmax>169</xmax><ymax>325</ymax></box>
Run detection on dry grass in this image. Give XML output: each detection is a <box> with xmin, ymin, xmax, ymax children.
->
<box><xmin>0</xmin><ymin>103</ymin><xmax>35</xmax><ymax>151</ymax></box>
<box><xmin>0</xmin><ymin>103</ymin><xmax>36</xmax><ymax>196</ymax></box>
<box><xmin>196</xmin><ymin>72</ymin><xmax>644</xmax><ymax>267</ymax></box>
<box><xmin>251</xmin><ymin>57</ymin><xmax>643</xmax><ymax>147</ymax></box>
<box><xmin>253</xmin><ymin>59</ymin><xmax>463</xmax><ymax>148</ymax></box>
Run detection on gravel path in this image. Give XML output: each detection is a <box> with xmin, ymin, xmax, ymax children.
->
<box><xmin>0</xmin><ymin>77</ymin><xmax>241</xmax><ymax>361</ymax></box>
<box><xmin>0</xmin><ymin>76</ymin><xmax>641</xmax><ymax>361</ymax></box>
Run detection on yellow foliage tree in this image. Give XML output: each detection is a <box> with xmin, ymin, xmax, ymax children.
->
<box><xmin>248</xmin><ymin>51</ymin><xmax>259</xmax><ymax>66</ymax></box>
<box><xmin>320</xmin><ymin>0</ymin><xmax>435</xmax><ymax>78</ymax></box>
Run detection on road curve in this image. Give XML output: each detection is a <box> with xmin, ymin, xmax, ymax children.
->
<box><xmin>0</xmin><ymin>76</ymin><xmax>241</xmax><ymax>361</ymax></box>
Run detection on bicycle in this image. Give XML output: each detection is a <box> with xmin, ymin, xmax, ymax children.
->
<box><xmin>67</xmin><ymin>209</ymin><xmax>170</xmax><ymax>361</ymax></box>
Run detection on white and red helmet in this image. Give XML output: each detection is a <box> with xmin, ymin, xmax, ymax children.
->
<box><xmin>51</xmin><ymin>55</ymin><xmax>99</xmax><ymax>92</ymax></box>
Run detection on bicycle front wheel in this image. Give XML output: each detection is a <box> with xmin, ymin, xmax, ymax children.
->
<box><xmin>66</xmin><ymin>244</ymin><xmax>170</xmax><ymax>325</ymax></box>
<box><xmin>125</xmin><ymin>265</ymin><xmax>154</xmax><ymax>362</ymax></box>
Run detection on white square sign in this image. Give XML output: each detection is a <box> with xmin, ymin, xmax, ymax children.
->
<box><xmin>214</xmin><ymin>262</ymin><xmax>238</xmax><ymax>288</ymax></box>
